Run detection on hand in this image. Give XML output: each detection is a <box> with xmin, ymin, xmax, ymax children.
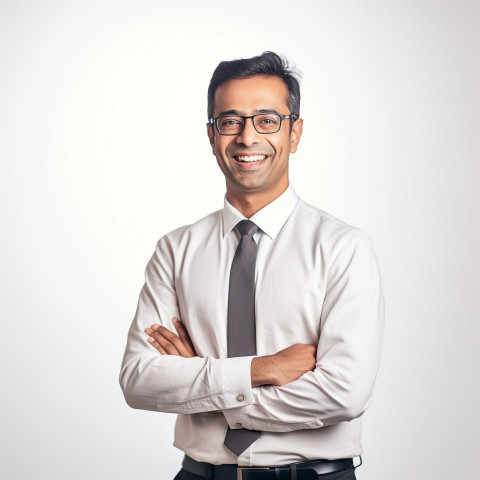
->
<box><xmin>145</xmin><ymin>318</ymin><xmax>197</xmax><ymax>358</ymax></box>
<box><xmin>251</xmin><ymin>344</ymin><xmax>317</xmax><ymax>387</ymax></box>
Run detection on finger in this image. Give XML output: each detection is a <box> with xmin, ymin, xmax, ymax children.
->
<box><xmin>145</xmin><ymin>327</ymin><xmax>167</xmax><ymax>353</ymax></box>
<box><xmin>151</xmin><ymin>326</ymin><xmax>194</xmax><ymax>358</ymax></box>
<box><xmin>172</xmin><ymin>318</ymin><xmax>196</xmax><ymax>356</ymax></box>
<box><xmin>150</xmin><ymin>329</ymin><xmax>182</xmax><ymax>355</ymax></box>
<box><xmin>147</xmin><ymin>336</ymin><xmax>168</xmax><ymax>355</ymax></box>
<box><xmin>156</xmin><ymin>325</ymin><xmax>194</xmax><ymax>358</ymax></box>
<box><xmin>145</xmin><ymin>324</ymin><xmax>194</xmax><ymax>358</ymax></box>
<box><xmin>144</xmin><ymin>325</ymin><xmax>160</xmax><ymax>335</ymax></box>
<box><xmin>145</xmin><ymin>325</ymin><xmax>180</xmax><ymax>354</ymax></box>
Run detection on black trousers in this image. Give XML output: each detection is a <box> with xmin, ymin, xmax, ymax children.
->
<box><xmin>173</xmin><ymin>467</ymin><xmax>357</xmax><ymax>480</ymax></box>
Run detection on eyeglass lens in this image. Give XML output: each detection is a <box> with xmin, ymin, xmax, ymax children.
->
<box><xmin>217</xmin><ymin>114</ymin><xmax>281</xmax><ymax>134</ymax></box>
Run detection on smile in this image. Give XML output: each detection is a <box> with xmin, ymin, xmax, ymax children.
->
<box><xmin>234</xmin><ymin>155</ymin><xmax>267</xmax><ymax>163</ymax></box>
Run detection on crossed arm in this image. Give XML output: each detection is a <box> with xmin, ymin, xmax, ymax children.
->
<box><xmin>121</xmin><ymin>229</ymin><xmax>384</xmax><ymax>432</ymax></box>
<box><xmin>145</xmin><ymin>319</ymin><xmax>317</xmax><ymax>388</ymax></box>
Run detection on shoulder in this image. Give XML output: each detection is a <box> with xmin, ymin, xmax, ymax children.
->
<box><xmin>294</xmin><ymin>198</ymin><xmax>369</xmax><ymax>244</ymax></box>
<box><xmin>145</xmin><ymin>210</ymin><xmax>222</xmax><ymax>274</ymax></box>
<box><xmin>292</xmin><ymin>199</ymin><xmax>379</xmax><ymax>275</ymax></box>
<box><xmin>155</xmin><ymin>209</ymin><xmax>222</xmax><ymax>254</ymax></box>
<box><xmin>289</xmin><ymin>198</ymin><xmax>378</xmax><ymax>268</ymax></box>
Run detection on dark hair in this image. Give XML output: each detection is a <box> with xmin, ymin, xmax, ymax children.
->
<box><xmin>207</xmin><ymin>51</ymin><xmax>301</xmax><ymax>120</ymax></box>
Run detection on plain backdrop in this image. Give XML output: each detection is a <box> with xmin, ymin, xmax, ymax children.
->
<box><xmin>1</xmin><ymin>1</ymin><xmax>479</xmax><ymax>479</ymax></box>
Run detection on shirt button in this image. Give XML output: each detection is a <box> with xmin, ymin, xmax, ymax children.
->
<box><xmin>236</xmin><ymin>394</ymin><xmax>245</xmax><ymax>402</ymax></box>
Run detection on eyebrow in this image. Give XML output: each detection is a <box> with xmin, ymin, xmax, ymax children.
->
<box><xmin>217</xmin><ymin>108</ymin><xmax>281</xmax><ymax>117</ymax></box>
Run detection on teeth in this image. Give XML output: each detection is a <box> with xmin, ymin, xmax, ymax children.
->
<box><xmin>236</xmin><ymin>155</ymin><xmax>266</xmax><ymax>162</ymax></box>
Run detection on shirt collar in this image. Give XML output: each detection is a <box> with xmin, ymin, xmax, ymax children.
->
<box><xmin>222</xmin><ymin>185</ymin><xmax>298</xmax><ymax>240</ymax></box>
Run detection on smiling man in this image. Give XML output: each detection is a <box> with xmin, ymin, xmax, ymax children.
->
<box><xmin>208</xmin><ymin>75</ymin><xmax>301</xmax><ymax>218</ymax></box>
<box><xmin>120</xmin><ymin>52</ymin><xmax>384</xmax><ymax>480</ymax></box>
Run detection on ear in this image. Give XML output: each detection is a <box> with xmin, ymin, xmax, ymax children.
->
<box><xmin>207</xmin><ymin>123</ymin><xmax>216</xmax><ymax>154</ymax></box>
<box><xmin>289</xmin><ymin>118</ymin><xmax>303</xmax><ymax>154</ymax></box>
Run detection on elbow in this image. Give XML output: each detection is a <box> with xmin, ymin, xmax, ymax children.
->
<box><xmin>119</xmin><ymin>363</ymin><xmax>157</xmax><ymax>412</ymax></box>
<box><xmin>119</xmin><ymin>367</ymin><xmax>138</xmax><ymax>409</ymax></box>
<box><xmin>329</xmin><ymin>388</ymin><xmax>373</xmax><ymax>424</ymax></box>
<box><xmin>336</xmin><ymin>398</ymin><xmax>368</xmax><ymax>423</ymax></box>
<box><xmin>318</xmin><ymin>378</ymin><xmax>373</xmax><ymax>425</ymax></box>
<box><xmin>315</xmin><ymin>363</ymin><xmax>377</xmax><ymax>424</ymax></box>
<box><xmin>120</xmin><ymin>383</ymin><xmax>142</xmax><ymax>411</ymax></box>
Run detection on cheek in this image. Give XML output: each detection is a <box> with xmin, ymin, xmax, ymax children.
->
<box><xmin>269</xmin><ymin>139</ymin><xmax>284</xmax><ymax>156</ymax></box>
<box><xmin>218</xmin><ymin>138</ymin><xmax>235</xmax><ymax>156</ymax></box>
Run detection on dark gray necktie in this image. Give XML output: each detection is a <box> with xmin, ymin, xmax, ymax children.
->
<box><xmin>224</xmin><ymin>220</ymin><xmax>262</xmax><ymax>455</ymax></box>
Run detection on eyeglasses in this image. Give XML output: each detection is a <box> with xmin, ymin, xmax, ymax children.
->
<box><xmin>209</xmin><ymin>113</ymin><xmax>297</xmax><ymax>135</ymax></box>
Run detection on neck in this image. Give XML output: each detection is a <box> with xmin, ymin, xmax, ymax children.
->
<box><xmin>226</xmin><ymin>184</ymin><xmax>289</xmax><ymax>218</ymax></box>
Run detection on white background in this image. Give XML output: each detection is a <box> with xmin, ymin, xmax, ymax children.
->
<box><xmin>1</xmin><ymin>1</ymin><xmax>479</xmax><ymax>479</ymax></box>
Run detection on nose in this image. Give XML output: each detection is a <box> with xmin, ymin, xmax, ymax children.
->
<box><xmin>235</xmin><ymin>118</ymin><xmax>260</xmax><ymax>147</ymax></box>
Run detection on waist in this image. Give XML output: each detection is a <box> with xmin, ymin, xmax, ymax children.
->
<box><xmin>174</xmin><ymin>414</ymin><xmax>363</xmax><ymax>464</ymax></box>
<box><xmin>183</xmin><ymin>455</ymin><xmax>355</xmax><ymax>480</ymax></box>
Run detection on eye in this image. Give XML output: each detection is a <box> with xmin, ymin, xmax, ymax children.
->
<box><xmin>254</xmin><ymin>114</ymin><xmax>281</xmax><ymax>132</ymax></box>
<box><xmin>219</xmin><ymin>117</ymin><xmax>242</xmax><ymax>127</ymax></box>
<box><xmin>257</xmin><ymin>115</ymin><xmax>279</xmax><ymax>125</ymax></box>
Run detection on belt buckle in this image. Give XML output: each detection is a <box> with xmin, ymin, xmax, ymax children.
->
<box><xmin>237</xmin><ymin>466</ymin><xmax>269</xmax><ymax>480</ymax></box>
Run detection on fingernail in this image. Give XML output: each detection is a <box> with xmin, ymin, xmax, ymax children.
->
<box><xmin>147</xmin><ymin>338</ymin><xmax>154</xmax><ymax>343</ymax></box>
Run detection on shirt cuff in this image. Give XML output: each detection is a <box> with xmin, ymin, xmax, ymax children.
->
<box><xmin>220</xmin><ymin>356</ymin><xmax>255</xmax><ymax>429</ymax></box>
<box><xmin>221</xmin><ymin>356</ymin><xmax>254</xmax><ymax>409</ymax></box>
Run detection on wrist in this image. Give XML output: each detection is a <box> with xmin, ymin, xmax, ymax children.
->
<box><xmin>251</xmin><ymin>355</ymin><xmax>277</xmax><ymax>387</ymax></box>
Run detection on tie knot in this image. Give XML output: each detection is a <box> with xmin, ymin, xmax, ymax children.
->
<box><xmin>235</xmin><ymin>220</ymin><xmax>258</xmax><ymax>237</ymax></box>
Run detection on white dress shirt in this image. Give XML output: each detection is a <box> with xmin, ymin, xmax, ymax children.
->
<box><xmin>120</xmin><ymin>185</ymin><xmax>384</xmax><ymax>467</ymax></box>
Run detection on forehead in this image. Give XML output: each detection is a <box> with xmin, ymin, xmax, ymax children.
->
<box><xmin>213</xmin><ymin>75</ymin><xmax>289</xmax><ymax>116</ymax></box>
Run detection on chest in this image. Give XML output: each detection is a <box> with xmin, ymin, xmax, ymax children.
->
<box><xmin>174</xmin><ymin>230</ymin><xmax>326</xmax><ymax>357</ymax></box>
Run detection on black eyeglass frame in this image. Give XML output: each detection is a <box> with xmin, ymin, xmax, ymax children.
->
<box><xmin>209</xmin><ymin>113</ymin><xmax>298</xmax><ymax>136</ymax></box>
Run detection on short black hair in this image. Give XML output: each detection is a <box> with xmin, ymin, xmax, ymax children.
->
<box><xmin>207</xmin><ymin>51</ymin><xmax>301</xmax><ymax>120</ymax></box>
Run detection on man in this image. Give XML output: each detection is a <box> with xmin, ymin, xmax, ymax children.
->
<box><xmin>120</xmin><ymin>51</ymin><xmax>384</xmax><ymax>480</ymax></box>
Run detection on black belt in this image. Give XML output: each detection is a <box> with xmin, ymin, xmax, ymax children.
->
<box><xmin>183</xmin><ymin>455</ymin><xmax>355</xmax><ymax>479</ymax></box>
